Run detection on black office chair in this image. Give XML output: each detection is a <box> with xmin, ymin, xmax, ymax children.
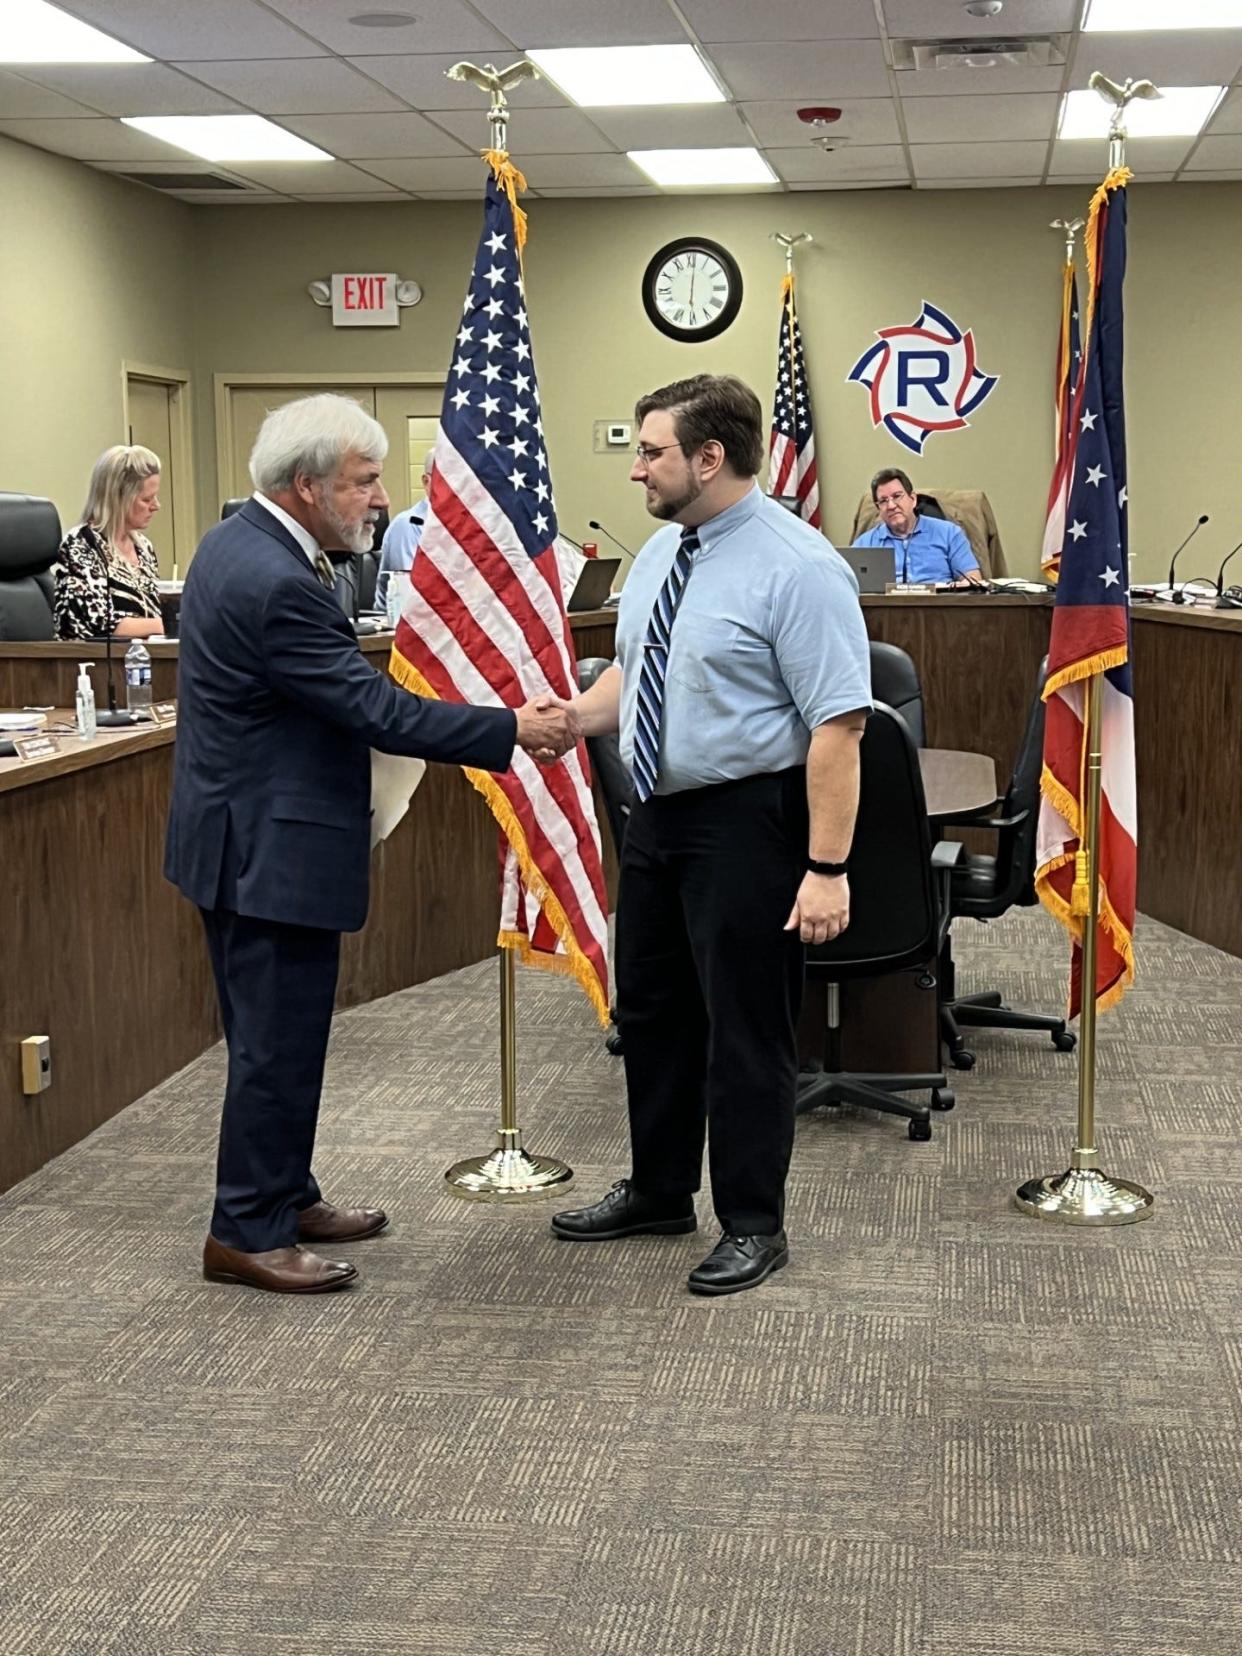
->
<box><xmin>868</xmin><ymin>640</ymin><xmax>926</xmax><ymax>748</ymax></box>
<box><xmin>220</xmin><ymin>497</ymin><xmax>247</xmax><ymax>519</ymax></box>
<box><xmin>578</xmin><ymin>656</ymin><xmax>631</xmax><ymax>1057</ymax></box>
<box><xmin>797</xmin><ymin>704</ymin><xmax>961</xmax><ymax>1140</ymax></box>
<box><xmin>938</xmin><ymin>657</ymin><xmax>1077</xmax><ymax>1070</ymax></box>
<box><xmin>0</xmin><ymin>492</ymin><xmax>60</xmax><ymax>641</ymax></box>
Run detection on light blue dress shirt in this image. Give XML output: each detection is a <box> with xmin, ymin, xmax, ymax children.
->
<box><xmin>377</xmin><ymin>497</ymin><xmax>428</xmax><ymax>601</ymax></box>
<box><xmin>854</xmin><ymin>511</ymin><xmax>979</xmax><ymax>584</ymax></box>
<box><xmin>616</xmin><ymin>485</ymin><xmax>872</xmax><ymax>795</ymax></box>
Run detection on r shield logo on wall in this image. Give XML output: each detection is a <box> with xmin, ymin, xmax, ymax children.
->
<box><xmin>846</xmin><ymin>300</ymin><xmax>998</xmax><ymax>456</ymax></box>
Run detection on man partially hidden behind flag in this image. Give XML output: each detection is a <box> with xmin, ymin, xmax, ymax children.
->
<box><xmin>768</xmin><ymin>273</ymin><xmax>821</xmax><ymax>528</ymax></box>
<box><xmin>1035</xmin><ymin>168</ymin><xmax>1137</xmax><ymax>1016</ymax></box>
<box><xmin>390</xmin><ymin>153</ymin><xmax>610</xmax><ymax>1021</ymax></box>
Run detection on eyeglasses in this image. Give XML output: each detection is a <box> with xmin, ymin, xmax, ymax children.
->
<box><xmin>634</xmin><ymin>441</ymin><xmax>683</xmax><ymax>463</ymax></box>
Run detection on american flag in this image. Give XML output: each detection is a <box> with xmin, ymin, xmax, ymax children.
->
<box><xmin>1040</xmin><ymin>259</ymin><xmax>1083</xmax><ymax>580</ymax></box>
<box><xmin>1035</xmin><ymin>168</ymin><xmax>1136</xmax><ymax>1017</ymax></box>
<box><xmin>768</xmin><ymin>274</ymin><xmax>821</xmax><ymax>528</ymax></box>
<box><xmin>390</xmin><ymin>160</ymin><xmax>609</xmax><ymax>1022</ymax></box>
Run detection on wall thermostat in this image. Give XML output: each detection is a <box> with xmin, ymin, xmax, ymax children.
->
<box><xmin>606</xmin><ymin>422</ymin><xmax>631</xmax><ymax>446</ymax></box>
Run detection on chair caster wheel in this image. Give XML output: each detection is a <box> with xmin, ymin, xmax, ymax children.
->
<box><xmin>931</xmin><ymin>1089</ymin><xmax>956</xmax><ymax>1112</ymax></box>
<box><xmin>908</xmin><ymin>1117</ymin><xmax>932</xmax><ymax>1142</ymax></box>
<box><xmin>1052</xmin><ymin>1030</ymin><xmax>1077</xmax><ymax>1052</ymax></box>
<box><xmin>950</xmin><ymin>1048</ymin><xmax>976</xmax><ymax>1071</ymax></box>
<box><xmin>605</xmin><ymin>1031</ymin><xmax>624</xmax><ymax>1057</ymax></box>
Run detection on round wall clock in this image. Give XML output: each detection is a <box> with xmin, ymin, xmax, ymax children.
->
<box><xmin>641</xmin><ymin>237</ymin><xmax>743</xmax><ymax>343</ymax></box>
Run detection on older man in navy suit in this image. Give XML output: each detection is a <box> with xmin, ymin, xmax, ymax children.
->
<box><xmin>166</xmin><ymin>394</ymin><xmax>575</xmax><ymax>1294</ymax></box>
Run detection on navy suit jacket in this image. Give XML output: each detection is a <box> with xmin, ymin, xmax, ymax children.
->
<box><xmin>165</xmin><ymin>498</ymin><xmax>517</xmax><ymax>933</ymax></box>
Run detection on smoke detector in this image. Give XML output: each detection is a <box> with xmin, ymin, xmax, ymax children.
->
<box><xmin>797</xmin><ymin>106</ymin><xmax>849</xmax><ymax>151</ymax></box>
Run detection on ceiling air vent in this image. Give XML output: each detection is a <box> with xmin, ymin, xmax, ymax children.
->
<box><xmin>891</xmin><ymin>35</ymin><xmax>1068</xmax><ymax>72</ymax></box>
<box><xmin>115</xmin><ymin>171</ymin><xmax>249</xmax><ymax>191</ymax></box>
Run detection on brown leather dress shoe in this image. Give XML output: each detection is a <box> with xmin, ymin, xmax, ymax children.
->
<box><xmin>296</xmin><ymin>1200</ymin><xmax>389</xmax><ymax>1243</ymax></box>
<box><xmin>203</xmin><ymin>1235</ymin><xmax>357</xmax><ymax>1293</ymax></box>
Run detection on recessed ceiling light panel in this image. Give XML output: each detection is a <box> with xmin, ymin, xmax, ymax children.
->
<box><xmin>1058</xmin><ymin>85</ymin><xmax>1225</xmax><ymax>139</ymax></box>
<box><xmin>121</xmin><ymin>116</ymin><xmax>332</xmax><ymax>162</ymax></box>
<box><xmin>1084</xmin><ymin>0</ymin><xmax>1242</xmax><ymax>27</ymax></box>
<box><xmin>526</xmin><ymin>45</ymin><xmax>724</xmax><ymax>107</ymax></box>
<box><xmin>1</xmin><ymin>0</ymin><xmax>149</xmax><ymax>63</ymax></box>
<box><xmin>629</xmin><ymin>148</ymin><xmax>777</xmax><ymax>186</ymax></box>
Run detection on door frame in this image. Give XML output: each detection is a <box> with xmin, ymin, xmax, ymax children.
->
<box><xmin>122</xmin><ymin>359</ymin><xmax>196</xmax><ymax>572</ymax></box>
<box><xmin>213</xmin><ymin>370</ymin><xmax>445</xmax><ymax>510</ymax></box>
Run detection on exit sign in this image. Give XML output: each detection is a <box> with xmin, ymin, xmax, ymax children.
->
<box><xmin>331</xmin><ymin>272</ymin><xmax>399</xmax><ymax>327</ymax></box>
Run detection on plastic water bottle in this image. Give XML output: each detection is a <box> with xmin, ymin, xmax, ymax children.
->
<box><xmin>124</xmin><ymin>639</ymin><xmax>153</xmax><ymax>714</ymax></box>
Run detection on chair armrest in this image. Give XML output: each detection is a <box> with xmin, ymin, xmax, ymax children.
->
<box><xmin>938</xmin><ymin>803</ymin><xmax>1029</xmax><ymax>834</ymax></box>
<box><xmin>930</xmin><ymin>840</ymin><xmax>964</xmax><ymax>870</ymax></box>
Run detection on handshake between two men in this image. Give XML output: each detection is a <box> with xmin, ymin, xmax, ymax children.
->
<box><xmin>513</xmin><ymin>693</ymin><xmax>582</xmax><ymax>765</ymax></box>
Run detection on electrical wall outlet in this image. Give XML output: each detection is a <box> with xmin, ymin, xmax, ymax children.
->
<box><xmin>20</xmin><ymin>1036</ymin><xmax>50</xmax><ymax>1096</ymax></box>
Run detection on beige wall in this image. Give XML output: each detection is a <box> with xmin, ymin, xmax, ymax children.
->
<box><xmin>2</xmin><ymin>139</ymin><xmax>1236</xmax><ymax>587</ymax></box>
<box><xmin>0</xmin><ymin>135</ymin><xmax>195</xmax><ymax>539</ymax></box>
<box><xmin>189</xmin><ymin>179</ymin><xmax>1242</xmax><ymax>584</ymax></box>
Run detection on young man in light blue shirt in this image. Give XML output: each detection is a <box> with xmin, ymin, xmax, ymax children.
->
<box><xmin>856</xmin><ymin>468</ymin><xmax>984</xmax><ymax>586</ymax></box>
<box><xmin>551</xmin><ymin>374</ymin><xmax>871</xmax><ymax>1298</ymax></box>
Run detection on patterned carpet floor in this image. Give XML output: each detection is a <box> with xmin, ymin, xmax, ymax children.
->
<box><xmin>0</xmin><ymin>905</ymin><xmax>1239</xmax><ymax>1655</ymax></box>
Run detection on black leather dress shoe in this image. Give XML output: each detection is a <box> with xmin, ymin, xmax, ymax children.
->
<box><xmin>687</xmin><ymin>1231</ymin><xmax>789</xmax><ymax>1296</ymax></box>
<box><xmin>551</xmin><ymin>1179</ymin><xmax>697</xmax><ymax>1241</ymax></box>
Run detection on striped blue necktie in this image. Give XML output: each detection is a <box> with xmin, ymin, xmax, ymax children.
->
<box><xmin>632</xmin><ymin>528</ymin><xmax>698</xmax><ymax>803</ymax></box>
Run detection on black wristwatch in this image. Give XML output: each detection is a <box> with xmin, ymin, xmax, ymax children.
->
<box><xmin>807</xmin><ymin>857</ymin><xmax>848</xmax><ymax>877</ymax></box>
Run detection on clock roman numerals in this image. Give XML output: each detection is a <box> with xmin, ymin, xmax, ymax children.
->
<box><xmin>641</xmin><ymin>238</ymin><xmax>743</xmax><ymax>342</ymax></box>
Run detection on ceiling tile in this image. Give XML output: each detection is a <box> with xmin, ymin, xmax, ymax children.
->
<box><xmin>259</xmin><ymin>0</ymin><xmax>512</xmax><ymax>55</ymax></box>
<box><xmin>411</xmin><ymin>190</ymin><xmax>484</xmax><ymax>199</ymax></box>
<box><xmin>679</xmin><ymin>0</ymin><xmax>879</xmax><ymax>41</ymax></box>
<box><xmin>346</xmin><ymin>53</ymin><xmax>568</xmax><ymax>111</ymax></box>
<box><xmin>0</xmin><ymin>70</ymin><xmax>99</xmax><ymax>119</ymax></box>
<box><xmin>471</xmin><ymin>0</ymin><xmax>685</xmax><ymax>47</ymax></box>
<box><xmin>1184</xmin><ymin>133</ymin><xmax>1242</xmax><ymax>168</ymax></box>
<box><xmin>1047</xmin><ymin>136</ymin><xmax>1193</xmax><ymax>175</ymax></box>
<box><xmin>13</xmin><ymin>63</ymin><xmax>242</xmax><ymax>117</ymax></box>
<box><xmin>705</xmin><ymin>41</ymin><xmax>892</xmax><ymax>101</ymax></box>
<box><xmin>912</xmin><ymin>140</ymin><xmax>1048</xmax><ymax>179</ymax></box>
<box><xmin>788</xmin><ymin>179</ymin><xmax>909</xmax><ymax>191</ymax></box>
<box><xmin>360</xmin><ymin>156</ymin><xmax>500</xmax><ymax>190</ymax></box>
<box><xmin>293</xmin><ymin>191</ymin><xmax>414</xmax><ymax>201</ymax></box>
<box><xmin>430</xmin><ymin>106</ymin><xmax>616</xmax><ymax>155</ymax></box>
<box><xmin>883</xmin><ymin>0</ymin><xmax>1077</xmax><ymax>37</ymax></box>
<box><xmin>586</xmin><ymin>105</ymin><xmax>751</xmax><ymax>150</ymax></box>
<box><xmin>514</xmin><ymin>152</ymin><xmax>648</xmax><ymax>188</ymax></box>
<box><xmin>1179</xmin><ymin>169</ymin><xmax>1242</xmax><ymax>180</ymax></box>
<box><xmin>225</xmin><ymin>159</ymin><xmax>402</xmax><ymax>193</ymax></box>
<box><xmin>1206</xmin><ymin>87</ymin><xmax>1242</xmax><ymax>134</ymax></box>
<box><xmin>741</xmin><ymin>99</ymin><xmax>901</xmax><ymax>147</ymax></box>
<box><xmin>903</xmin><ymin>92</ymin><xmax>1059</xmax><ymax>143</ymax></box>
<box><xmin>182</xmin><ymin>58</ymin><xmax>407</xmax><ymax>115</ymax></box>
<box><xmin>1067</xmin><ymin>31</ymin><xmax>1242</xmax><ymax>89</ymax></box>
<box><xmin>276</xmin><ymin>111</ymin><xmax>470</xmax><ymax>158</ymax></box>
<box><xmin>169</xmin><ymin>190</ymin><xmax>293</xmax><ymax>203</ymax></box>
<box><xmin>0</xmin><ymin>115</ymin><xmax>178</xmax><ymax>161</ymax></box>
<box><xmin>532</xmin><ymin>185</ymin><xmax>662</xmax><ymax>196</ymax></box>
<box><xmin>50</xmin><ymin>0</ymin><xmax>328</xmax><ymax>59</ymax></box>
<box><xmin>768</xmin><ymin>144</ymin><xmax>909</xmax><ymax>183</ymax></box>
<box><xmin>894</xmin><ymin>64</ymin><xmax>1067</xmax><ymax>97</ymax></box>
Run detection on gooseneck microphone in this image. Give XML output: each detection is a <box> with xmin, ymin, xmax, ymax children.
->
<box><xmin>588</xmin><ymin>519</ymin><xmax>636</xmax><ymax>559</ymax></box>
<box><xmin>1167</xmin><ymin>514</ymin><xmax>1209</xmax><ymax>604</ymax></box>
<box><xmin>1215</xmin><ymin>539</ymin><xmax>1242</xmax><ymax>608</ymax></box>
<box><xmin>95</xmin><ymin>552</ymin><xmax>141</xmax><ymax>727</ymax></box>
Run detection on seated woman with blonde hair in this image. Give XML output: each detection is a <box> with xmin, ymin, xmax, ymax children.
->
<box><xmin>54</xmin><ymin>445</ymin><xmax>164</xmax><ymax>640</ymax></box>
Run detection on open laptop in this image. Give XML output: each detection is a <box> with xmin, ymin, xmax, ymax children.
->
<box><xmin>837</xmin><ymin>545</ymin><xmax>896</xmax><ymax>595</ymax></box>
<box><xmin>567</xmin><ymin>556</ymin><xmax>620</xmax><ymax>613</ymax></box>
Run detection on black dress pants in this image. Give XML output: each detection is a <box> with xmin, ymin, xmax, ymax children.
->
<box><xmin>615</xmin><ymin>768</ymin><xmax>807</xmax><ymax>1236</ymax></box>
<box><xmin>200</xmin><ymin>907</ymin><xmax>341</xmax><ymax>1253</ymax></box>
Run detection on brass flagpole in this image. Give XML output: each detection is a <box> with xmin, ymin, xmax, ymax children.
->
<box><xmin>440</xmin><ymin>57</ymin><xmax>573</xmax><ymax>1202</ymax></box>
<box><xmin>1016</xmin><ymin>77</ymin><xmax>1154</xmax><ymax>1226</ymax></box>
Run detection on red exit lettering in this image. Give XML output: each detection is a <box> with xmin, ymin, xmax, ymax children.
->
<box><xmin>343</xmin><ymin>275</ymin><xmax>387</xmax><ymax>310</ymax></box>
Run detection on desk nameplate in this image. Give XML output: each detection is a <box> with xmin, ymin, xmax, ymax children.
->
<box><xmin>149</xmin><ymin>702</ymin><xmax>177</xmax><ymax>726</ymax></box>
<box><xmin>13</xmin><ymin>733</ymin><xmax>60</xmax><ymax>762</ymax></box>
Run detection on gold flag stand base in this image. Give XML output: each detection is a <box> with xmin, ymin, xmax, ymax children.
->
<box><xmin>446</xmin><ymin>1128</ymin><xmax>573</xmax><ymax>1203</ymax></box>
<box><xmin>1015</xmin><ymin>1154</ymin><xmax>1153</xmax><ymax>1226</ymax></box>
<box><xmin>444</xmin><ymin>951</ymin><xmax>573</xmax><ymax>1203</ymax></box>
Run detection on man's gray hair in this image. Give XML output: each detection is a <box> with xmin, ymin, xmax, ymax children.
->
<box><xmin>249</xmin><ymin>393</ymin><xmax>388</xmax><ymax>494</ymax></box>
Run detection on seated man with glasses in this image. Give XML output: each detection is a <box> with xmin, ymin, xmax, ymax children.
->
<box><xmin>856</xmin><ymin>468</ymin><xmax>984</xmax><ymax>587</ymax></box>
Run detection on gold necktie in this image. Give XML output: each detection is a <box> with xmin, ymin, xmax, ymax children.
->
<box><xmin>313</xmin><ymin>550</ymin><xmax>336</xmax><ymax>590</ymax></box>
